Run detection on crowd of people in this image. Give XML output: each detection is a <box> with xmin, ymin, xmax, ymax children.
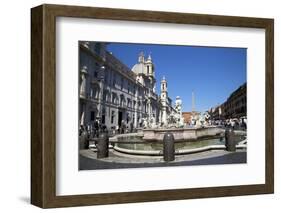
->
<box><xmin>186</xmin><ymin>116</ymin><xmax>247</xmax><ymax>130</ymax></box>
<box><xmin>79</xmin><ymin>118</ymin><xmax>135</xmax><ymax>139</ymax></box>
<box><xmin>79</xmin><ymin>116</ymin><xmax>247</xmax><ymax>141</ymax></box>
<box><xmin>210</xmin><ymin>117</ymin><xmax>247</xmax><ymax>130</ymax></box>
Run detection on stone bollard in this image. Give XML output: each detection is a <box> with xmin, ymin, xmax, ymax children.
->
<box><xmin>163</xmin><ymin>132</ymin><xmax>175</xmax><ymax>162</ymax></box>
<box><xmin>225</xmin><ymin>128</ymin><xmax>236</xmax><ymax>152</ymax></box>
<box><xmin>97</xmin><ymin>132</ymin><xmax>109</xmax><ymax>158</ymax></box>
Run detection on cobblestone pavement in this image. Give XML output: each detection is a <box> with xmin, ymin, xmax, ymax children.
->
<box><xmin>79</xmin><ymin>149</ymin><xmax>247</xmax><ymax>170</ymax></box>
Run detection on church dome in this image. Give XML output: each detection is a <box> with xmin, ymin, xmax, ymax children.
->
<box><xmin>132</xmin><ymin>51</ymin><xmax>147</xmax><ymax>75</ymax></box>
<box><xmin>132</xmin><ymin>63</ymin><xmax>146</xmax><ymax>74</ymax></box>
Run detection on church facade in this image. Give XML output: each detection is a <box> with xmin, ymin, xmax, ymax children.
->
<box><xmin>79</xmin><ymin>41</ymin><xmax>174</xmax><ymax>130</ymax></box>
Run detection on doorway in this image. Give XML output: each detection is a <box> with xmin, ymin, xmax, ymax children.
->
<box><xmin>118</xmin><ymin>111</ymin><xmax>123</xmax><ymax>126</ymax></box>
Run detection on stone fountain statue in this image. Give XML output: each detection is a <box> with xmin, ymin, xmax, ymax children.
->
<box><xmin>175</xmin><ymin>96</ymin><xmax>185</xmax><ymax>127</ymax></box>
<box><xmin>150</xmin><ymin>115</ymin><xmax>157</xmax><ymax>128</ymax></box>
<box><xmin>167</xmin><ymin>113</ymin><xmax>177</xmax><ymax>127</ymax></box>
<box><xmin>167</xmin><ymin>96</ymin><xmax>185</xmax><ymax>128</ymax></box>
<box><xmin>142</xmin><ymin>117</ymin><xmax>148</xmax><ymax>129</ymax></box>
<box><xmin>142</xmin><ymin>115</ymin><xmax>158</xmax><ymax>129</ymax></box>
<box><xmin>203</xmin><ymin>111</ymin><xmax>210</xmax><ymax>126</ymax></box>
<box><xmin>193</xmin><ymin>111</ymin><xmax>210</xmax><ymax>127</ymax></box>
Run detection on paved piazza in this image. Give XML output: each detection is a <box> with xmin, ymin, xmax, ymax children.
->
<box><xmin>79</xmin><ymin>149</ymin><xmax>246</xmax><ymax>170</ymax></box>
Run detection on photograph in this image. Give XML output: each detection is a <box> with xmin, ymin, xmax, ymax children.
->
<box><xmin>29</xmin><ymin>3</ymin><xmax>274</xmax><ymax>208</ymax></box>
<box><xmin>78</xmin><ymin>41</ymin><xmax>247</xmax><ymax>170</ymax></box>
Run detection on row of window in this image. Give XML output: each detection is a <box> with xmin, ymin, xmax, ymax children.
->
<box><xmin>103</xmin><ymin>68</ymin><xmax>154</xmax><ymax>97</ymax></box>
<box><xmin>224</xmin><ymin>96</ymin><xmax>247</xmax><ymax>109</ymax></box>
<box><xmin>81</xmin><ymin>62</ymin><xmax>152</xmax><ymax>99</ymax></box>
<box><xmin>88</xmin><ymin>89</ymin><xmax>156</xmax><ymax>112</ymax></box>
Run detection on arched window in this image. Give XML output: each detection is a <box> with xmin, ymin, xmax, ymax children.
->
<box><xmin>127</xmin><ymin>98</ymin><xmax>131</xmax><ymax>108</ymax></box>
<box><xmin>112</xmin><ymin>92</ymin><xmax>118</xmax><ymax>105</ymax></box>
<box><xmin>91</xmin><ymin>84</ymin><xmax>100</xmax><ymax>99</ymax></box>
<box><xmin>120</xmin><ymin>94</ymin><xmax>126</xmax><ymax>107</ymax></box>
<box><xmin>103</xmin><ymin>90</ymin><xmax>110</xmax><ymax>102</ymax></box>
<box><xmin>111</xmin><ymin>111</ymin><xmax>115</xmax><ymax>124</ymax></box>
<box><xmin>133</xmin><ymin>101</ymin><xmax>136</xmax><ymax>109</ymax></box>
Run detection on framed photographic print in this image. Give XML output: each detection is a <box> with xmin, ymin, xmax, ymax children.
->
<box><xmin>31</xmin><ymin>4</ymin><xmax>274</xmax><ymax>208</ymax></box>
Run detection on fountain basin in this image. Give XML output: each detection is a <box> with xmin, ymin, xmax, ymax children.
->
<box><xmin>108</xmin><ymin>127</ymin><xmax>246</xmax><ymax>156</ymax></box>
<box><xmin>139</xmin><ymin>126</ymin><xmax>224</xmax><ymax>142</ymax></box>
<box><xmin>109</xmin><ymin>127</ymin><xmax>225</xmax><ymax>143</ymax></box>
<box><xmin>113</xmin><ymin>138</ymin><xmax>247</xmax><ymax>156</ymax></box>
<box><xmin>109</xmin><ymin>127</ymin><xmax>246</xmax><ymax>144</ymax></box>
<box><xmin>114</xmin><ymin>144</ymin><xmax>247</xmax><ymax>156</ymax></box>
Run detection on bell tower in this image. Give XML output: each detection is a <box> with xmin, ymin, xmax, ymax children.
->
<box><xmin>145</xmin><ymin>54</ymin><xmax>156</xmax><ymax>92</ymax></box>
<box><xmin>145</xmin><ymin>54</ymin><xmax>154</xmax><ymax>77</ymax></box>
<box><xmin>161</xmin><ymin>76</ymin><xmax>168</xmax><ymax>125</ymax></box>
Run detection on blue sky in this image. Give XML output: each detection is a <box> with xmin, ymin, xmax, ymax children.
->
<box><xmin>107</xmin><ymin>43</ymin><xmax>246</xmax><ymax>112</ymax></box>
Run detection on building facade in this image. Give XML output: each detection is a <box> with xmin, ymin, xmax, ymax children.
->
<box><xmin>223</xmin><ymin>83</ymin><xmax>247</xmax><ymax>119</ymax></box>
<box><xmin>79</xmin><ymin>41</ymin><xmax>174</xmax><ymax>130</ymax></box>
<box><xmin>208</xmin><ymin>83</ymin><xmax>246</xmax><ymax>120</ymax></box>
<box><xmin>209</xmin><ymin>105</ymin><xmax>223</xmax><ymax>121</ymax></box>
<box><xmin>182</xmin><ymin>112</ymin><xmax>192</xmax><ymax>124</ymax></box>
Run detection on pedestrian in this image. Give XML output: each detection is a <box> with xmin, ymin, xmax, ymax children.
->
<box><xmin>121</xmin><ymin>120</ymin><xmax>125</xmax><ymax>134</ymax></box>
<box><xmin>94</xmin><ymin>118</ymin><xmax>99</xmax><ymax>137</ymax></box>
<box><xmin>230</xmin><ymin>119</ymin><xmax>235</xmax><ymax>130</ymax></box>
